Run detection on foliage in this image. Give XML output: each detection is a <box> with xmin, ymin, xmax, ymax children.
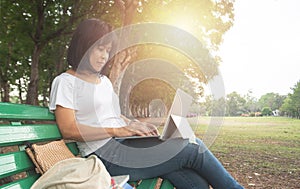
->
<box><xmin>211</xmin><ymin>97</ymin><xmax>226</xmax><ymax>116</ymax></box>
<box><xmin>129</xmin><ymin>79</ymin><xmax>175</xmax><ymax>117</ymax></box>
<box><xmin>289</xmin><ymin>81</ymin><xmax>300</xmax><ymax>118</ymax></box>
<box><xmin>280</xmin><ymin>96</ymin><xmax>295</xmax><ymax>117</ymax></box>
<box><xmin>0</xmin><ymin>0</ymin><xmax>32</xmax><ymax>102</ymax></box>
<box><xmin>0</xmin><ymin>0</ymin><xmax>119</xmax><ymax>105</ymax></box>
<box><xmin>243</xmin><ymin>90</ymin><xmax>259</xmax><ymax>113</ymax></box>
<box><xmin>198</xmin><ymin>89</ymin><xmax>297</xmax><ymax>118</ymax></box>
<box><xmin>1</xmin><ymin>0</ymin><xmax>237</xmax><ymax>115</ymax></box>
<box><xmin>226</xmin><ymin>91</ymin><xmax>246</xmax><ymax>116</ymax></box>
<box><xmin>134</xmin><ymin>0</ymin><xmax>235</xmax><ymax>51</ymax></box>
<box><xmin>132</xmin><ymin>44</ymin><xmax>208</xmax><ymax>99</ymax></box>
<box><xmin>280</xmin><ymin>80</ymin><xmax>300</xmax><ymax>118</ymax></box>
<box><xmin>258</xmin><ymin>92</ymin><xmax>285</xmax><ymax>111</ymax></box>
<box><xmin>202</xmin><ymin>95</ymin><xmax>226</xmax><ymax>116</ymax></box>
<box><xmin>261</xmin><ymin>107</ymin><xmax>272</xmax><ymax>116</ymax></box>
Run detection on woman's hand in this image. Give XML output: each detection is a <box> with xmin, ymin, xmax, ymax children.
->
<box><xmin>112</xmin><ymin>120</ymin><xmax>159</xmax><ymax>137</ymax></box>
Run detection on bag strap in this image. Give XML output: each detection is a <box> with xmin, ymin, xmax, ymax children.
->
<box><xmin>24</xmin><ymin>141</ymin><xmax>44</xmax><ymax>174</ymax></box>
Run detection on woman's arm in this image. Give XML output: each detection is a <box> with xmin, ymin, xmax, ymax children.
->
<box><xmin>55</xmin><ymin>105</ymin><xmax>159</xmax><ymax>142</ymax></box>
<box><xmin>120</xmin><ymin>115</ymin><xmax>159</xmax><ymax>136</ymax></box>
<box><xmin>120</xmin><ymin>114</ymin><xmax>131</xmax><ymax>124</ymax></box>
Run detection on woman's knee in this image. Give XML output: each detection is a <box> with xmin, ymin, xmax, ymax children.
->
<box><xmin>195</xmin><ymin>138</ymin><xmax>208</xmax><ymax>153</ymax></box>
<box><xmin>162</xmin><ymin>169</ymin><xmax>209</xmax><ymax>189</ymax></box>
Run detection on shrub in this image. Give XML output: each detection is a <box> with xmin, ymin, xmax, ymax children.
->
<box><xmin>262</xmin><ymin>107</ymin><xmax>272</xmax><ymax>116</ymax></box>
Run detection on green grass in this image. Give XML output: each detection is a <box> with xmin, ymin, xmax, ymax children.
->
<box><xmin>189</xmin><ymin>116</ymin><xmax>300</xmax><ymax>188</ymax></box>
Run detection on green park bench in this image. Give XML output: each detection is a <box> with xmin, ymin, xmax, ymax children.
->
<box><xmin>0</xmin><ymin>102</ymin><xmax>174</xmax><ymax>189</ymax></box>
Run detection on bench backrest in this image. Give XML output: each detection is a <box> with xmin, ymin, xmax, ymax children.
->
<box><xmin>0</xmin><ymin>102</ymin><xmax>79</xmax><ymax>189</ymax></box>
<box><xmin>0</xmin><ymin>102</ymin><xmax>175</xmax><ymax>189</ymax></box>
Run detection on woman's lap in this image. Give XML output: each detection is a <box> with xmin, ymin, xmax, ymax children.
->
<box><xmin>92</xmin><ymin>137</ymin><xmax>191</xmax><ymax>179</ymax></box>
<box><xmin>90</xmin><ymin>137</ymin><xmax>243</xmax><ymax>189</ymax></box>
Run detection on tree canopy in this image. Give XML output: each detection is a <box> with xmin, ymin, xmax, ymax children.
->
<box><xmin>280</xmin><ymin>80</ymin><xmax>300</xmax><ymax>118</ymax></box>
<box><xmin>1</xmin><ymin>0</ymin><xmax>236</xmax><ymax>117</ymax></box>
<box><xmin>199</xmin><ymin>80</ymin><xmax>299</xmax><ymax>119</ymax></box>
<box><xmin>1</xmin><ymin>1</ymin><xmax>299</xmax><ymax>119</ymax></box>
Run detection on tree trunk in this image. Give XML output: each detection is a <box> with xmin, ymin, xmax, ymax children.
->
<box><xmin>1</xmin><ymin>82</ymin><xmax>10</xmax><ymax>102</ymax></box>
<box><xmin>55</xmin><ymin>46</ymin><xmax>67</xmax><ymax>75</ymax></box>
<box><xmin>26</xmin><ymin>1</ymin><xmax>45</xmax><ymax>105</ymax></box>
<box><xmin>26</xmin><ymin>45</ymin><xmax>42</xmax><ymax>105</ymax></box>
<box><xmin>0</xmin><ymin>70</ymin><xmax>10</xmax><ymax>102</ymax></box>
<box><xmin>146</xmin><ymin>104</ymin><xmax>150</xmax><ymax>118</ymax></box>
<box><xmin>110</xmin><ymin>0</ymin><xmax>139</xmax><ymax>94</ymax></box>
<box><xmin>0</xmin><ymin>42</ymin><xmax>12</xmax><ymax>102</ymax></box>
<box><xmin>42</xmin><ymin>86</ymin><xmax>48</xmax><ymax>107</ymax></box>
<box><xmin>17</xmin><ymin>79</ymin><xmax>24</xmax><ymax>104</ymax></box>
<box><xmin>109</xmin><ymin>48</ymin><xmax>137</xmax><ymax>93</ymax></box>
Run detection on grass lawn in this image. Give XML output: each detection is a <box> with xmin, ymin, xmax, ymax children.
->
<box><xmin>189</xmin><ymin>116</ymin><xmax>300</xmax><ymax>189</ymax></box>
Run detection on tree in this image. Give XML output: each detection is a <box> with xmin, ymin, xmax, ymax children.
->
<box><xmin>244</xmin><ymin>90</ymin><xmax>259</xmax><ymax>113</ymax></box>
<box><xmin>226</xmin><ymin>91</ymin><xmax>246</xmax><ymax>116</ymax></box>
<box><xmin>24</xmin><ymin>0</ymin><xmax>114</xmax><ymax>105</ymax></box>
<box><xmin>0</xmin><ymin>1</ymin><xmax>32</xmax><ymax>102</ymax></box>
<box><xmin>281</xmin><ymin>80</ymin><xmax>300</xmax><ymax>118</ymax></box>
<box><xmin>202</xmin><ymin>95</ymin><xmax>213</xmax><ymax>116</ymax></box>
<box><xmin>201</xmin><ymin>95</ymin><xmax>226</xmax><ymax>116</ymax></box>
<box><xmin>129</xmin><ymin>79</ymin><xmax>175</xmax><ymax>117</ymax></box>
<box><xmin>110</xmin><ymin>0</ymin><xmax>236</xmax><ymax>115</ymax></box>
<box><xmin>280</xmin><ymin>95</ymin><xmax>295</xmax><ymax>117</ymax></box>
<box><xmin>211</xmin><ymin>97</ymin><xmax>226</xmax><ymax>116</ymax></box>
<box><xmin>1</xmin><ymin>0</ymin><xmax>116</xmax><ymax>104</ymax></box>
<box><xmin>289</xmin><ymin>81</ymin><xmax>300</xmax><ymax>118</ymax></box>
<box><xmin>258</xmin><ymin>92</ymin><xmax>285</xmax><ymax>111</ymax></box>
<box><xmin>1</xmin><ymin>0</ymin><xmax>236</xmax><ymax>106</ymax></box>
<box><xmin>134</xmin><ymin>0</ymin><xmax>234</xmax><ymax>51</ymax></box>
<box><xmin>261</xmin><ymin>107</ymin><xmax>272</xmax><ymax>116</ymax></box>
<box><xmin>107</xmin><ymin>0</ymin><xmax>236</xmax><ymax>98</ymax></box>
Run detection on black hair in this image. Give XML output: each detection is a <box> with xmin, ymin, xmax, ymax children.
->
<box><xmin>67</xmin><ymin>18</ymin><xmax>116</xmax><ymax>70</ymax></box>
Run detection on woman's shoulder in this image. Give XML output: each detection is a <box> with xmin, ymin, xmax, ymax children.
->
<box><xmin>101</xmin><ymin>75</ymin><xmax>110</xmax><ymax>81</ymax></box>
<box><xmin>52</xmin><ymin>72</ymin><xmax>76</xmax><ymax>86</ymax></box>
<box><xmin>55</xmin><ymin>71</ymin><xmax>76</xmax><ymax>80</ymax></box>
<box><xmin>100</xmin><ymin>75</ymin><xmax>113</xmax><ymax>85</ymax></box>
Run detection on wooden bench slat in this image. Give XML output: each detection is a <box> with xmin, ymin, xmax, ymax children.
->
<box><xmin>65</xmin><ymin>142</ymin><xmax>80</xmax><ymax>156</ymax></box>
<box><xmin>160</xmin><ymin>179</ymin><xmax>174</xmax><ymax>189</ymax></box>
<box><xmin>0</xmin><ymin>151</ymin><xmax>34</xmax><ymax>179</ymax></box>
<box><xmin>136</xmin><ymin>178</ymin><xmax>159</xmax><ymax>189</ymax></box>
<box><xmin>0</xmin><ymin>174</ymin><xmax>39</xmax><ymax>189</ymax></box>
<box><xmin>0</xmin><ymin>125</ymin><xmax>61</xmax><ymax>147</ymax></box>
<box><xmin>0</xmin><ymin>103</ymin><xmax>54</xmax><ymax>121</ymax></box>
<box><xmin>0</xmin><ymin>143</ymin><xmax>79</xmax><ymax>180</ymax></box>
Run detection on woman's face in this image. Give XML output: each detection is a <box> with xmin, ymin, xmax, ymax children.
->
<box><xmin>89</xmin><ymin>42</ymin><xmax>112</xmax><ymax>72</ymax></box>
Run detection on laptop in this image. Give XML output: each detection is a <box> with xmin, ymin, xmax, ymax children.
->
<box><xmin>116</xmin><ymin>88</ymin><xmax>196</xmax><ymax>142</ymax></box>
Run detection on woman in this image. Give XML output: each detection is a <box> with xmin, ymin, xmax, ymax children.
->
<box><xmin>49</xmin><ymin>18</ymin><xmax>243</xmax><ymax>189</ymax></box>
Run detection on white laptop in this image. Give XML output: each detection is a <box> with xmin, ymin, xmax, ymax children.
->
<box><xmin>116</xmin><ymin>88</ymin><xmax>196</xmax><ymax>142</ymax></box>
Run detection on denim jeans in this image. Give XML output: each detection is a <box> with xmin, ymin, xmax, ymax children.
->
<box><xmin>91</xmin><ymin>137</ymin><xmax>244</xmax><ymax>189</ymax></box>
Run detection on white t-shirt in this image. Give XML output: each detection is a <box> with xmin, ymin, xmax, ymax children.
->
<box><xmin>49</xmin><ymin>73</ymin><xmax>126</xmax><ymax>156</ymax></box>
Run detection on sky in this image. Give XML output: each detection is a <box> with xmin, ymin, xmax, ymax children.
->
<box><xmin>217</xmin><ymin>0</ymin><xmax>300</xmax><ymax>98</ymax></box>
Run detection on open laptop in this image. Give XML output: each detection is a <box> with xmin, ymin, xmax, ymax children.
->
<box><xmin>116</xmin><ymin>88</ymin><xmax>196</xmax><ymax>142</ymax></box>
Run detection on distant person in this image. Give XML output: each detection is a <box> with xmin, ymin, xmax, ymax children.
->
<box><xmin>49</xmin><ymin>18</ymin><xmax>244</xmax><ymax>189</ymax></box>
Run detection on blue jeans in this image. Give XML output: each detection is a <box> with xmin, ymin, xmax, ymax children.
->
<box><xmin>91</xmin><ymin>138</ymin><xmax>243</xmax><ymax>189</ymax></box>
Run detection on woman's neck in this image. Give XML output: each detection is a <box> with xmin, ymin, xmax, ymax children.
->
<box><xmin>66</xmin><ymin>69</ymin><xmax>100</xmax><ymax>84</ymax></box>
